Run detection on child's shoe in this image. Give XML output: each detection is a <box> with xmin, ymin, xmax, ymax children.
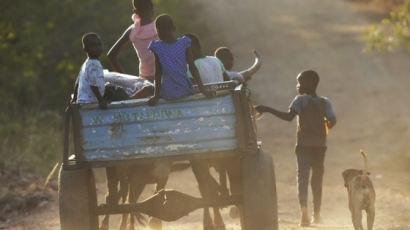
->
<box><xmin>299</xmin><ymin>206</ymin><xmax>310</xmax><ymax>227</ymax></box>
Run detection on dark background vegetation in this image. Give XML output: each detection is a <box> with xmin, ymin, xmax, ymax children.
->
<box><xmin>0</xmin><ymin>0</ymin><xmax>408</xmax><ymax>175</ymax></box>
<box><xmin>0</xmin><ymin>0</ymin><xmax>225</xmax><ymax>174</ymax></box>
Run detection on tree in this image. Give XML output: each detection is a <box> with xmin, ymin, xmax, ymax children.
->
<box><xmin>363</xmin><ymin>0</ymin><xmax>410</xmax><ymax>52</ymax></box>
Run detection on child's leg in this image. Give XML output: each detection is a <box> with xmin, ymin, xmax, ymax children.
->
<box><xmin>296</xmin><ymin>150</ymin><xmax>312</xmax><ymax>208</ymax></box>
<box><xmin>310</xmin><ymin>149</ymin><xmax>326</xmax><ymax>214</ymax></box>
<box><xmin>131</xmin><ymin>86</ymin><xmax>154</xmax><ymax>99</ymax></box>
<box><xmin>104</xmin><ymin>83</ymin><xmax>130</xmax><ymax>101</ymax></box>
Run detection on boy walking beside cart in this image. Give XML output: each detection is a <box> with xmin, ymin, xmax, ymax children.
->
<box><xmin>256</xmin><ymin>70</ymin><xmax>336</xmax><ymax>227</ymax></box>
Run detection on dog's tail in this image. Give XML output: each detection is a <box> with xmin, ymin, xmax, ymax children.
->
<box><xmin>360</xmin><ymin>149</ymin><xmax>368</xmax><ymax>186</ymax></box>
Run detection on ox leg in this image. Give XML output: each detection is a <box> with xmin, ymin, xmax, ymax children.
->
<box><xmin>215</xmin><ymin>164</ymin><xmax>229</xmax><ymax>197</ymax></box>
<box><xmin>226</xmin><ymin>157</ymin><xmax>245</xmax><ymax>229</ymax></box>
<box><xmin>213</xmin><ymin>207</ymin><xmax>226</xmax><ymax>230</ymax></box>
<box><xmin>148</xmin><ymin>177</ymin><xmax>168</xmax><ymax>230</ymax></box>
<box><xmin>100</xmin><ymin>167</ymin><xmax>119</xmax><ymax>230</ymax></box>
<box><xmin>127</xmin><ymin>175</ymin><xmax>146</xmax><ymax>230</ymax></box>
<box><xmin>191</xmin><ymin>160</ymin><xmax>222</xmax><ymax>230</ymax></box>
<box><xmin>118</xmin><ymin>175</ymin><xmax>130</xmax><ymax>230</ymax></box>
<box><xmin>213</xmin><ymin>163</ymin><xmax>227</xmax><ymax>230</ymax></box>
<box><xmin>203</xmin><ymin>207</ymin><xmax>214</xmax><ymax>230</ymax></box>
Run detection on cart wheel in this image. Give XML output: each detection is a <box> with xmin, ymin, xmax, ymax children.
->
<box><xmin>241</xmin><ymin>150</ymin><xmax>278</xmax><ymax>230</ymax></box>
<box><xmin>59</xmin><ymin>166</ymin><xmax>98</xmax><ymax>230</ymax></box>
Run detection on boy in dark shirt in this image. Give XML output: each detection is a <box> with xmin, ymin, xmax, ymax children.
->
<box><xmin>256</xmin><ymin>70</ymin><xmax>336</xmax><ymax>227</ymax></box>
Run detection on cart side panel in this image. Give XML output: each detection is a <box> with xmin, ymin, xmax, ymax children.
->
<box><xmin>78</xmin><ymin>94</ymin><xmax>237</xmax><ymax>161</ymax></box>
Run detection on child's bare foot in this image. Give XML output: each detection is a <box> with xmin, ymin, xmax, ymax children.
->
<box><xmin>299</xmin><ymin>207</ymin><xmax>310</xmax><ymax>227</ymax></box>
<box><xmin>311</xmin><ymin>212</ymin><xmax>321</xmax><ymax>224</ymax></box>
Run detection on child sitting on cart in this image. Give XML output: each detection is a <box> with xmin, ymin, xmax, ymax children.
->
<box><xmin>215</xmin><ymin>47</ymin><xmax>261</xmax><ymax>83</ymax></box>
<box><xmin>185</xmin><ymin>33</ymin><xmax>262</xmax><ymax>85</ymax></box>
<box><xmin>147</xmin><ymin>14</ymin><xmax>213</xmax><ymax>106</ymax></box>
<box><xmin>73</xmin><ymin>32</ymin><xmax>109</xmax><ymax>109</ymax></box>
<box><xmin>73</xmin><ymin>32</ymin><xmax>155</xmax><ymax>107</ymax></box>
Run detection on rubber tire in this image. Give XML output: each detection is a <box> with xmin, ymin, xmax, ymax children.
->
<box><xmin>241</xmin><ymin>150</ymin><xmax>278</xmax><ymax>230</ymax></box>
<box><xmin>59</xmin><ymin>167</ymin><xmax>98</xmax><ymax>230</ymax></box>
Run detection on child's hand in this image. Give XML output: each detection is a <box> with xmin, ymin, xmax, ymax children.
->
<box><xmin>255</xmin><ymin>105</ymin><xmax>268</xmax><ymax>113</ymax></box>
<box><xmin>147</xmin><ymin>96</ymin><xmax>159</xmax><ymax>106</ymax></box>
<box><xmin>98</xmin><ymin>99</ymin><xmax>108</xmax><ymax>109</ymax></box>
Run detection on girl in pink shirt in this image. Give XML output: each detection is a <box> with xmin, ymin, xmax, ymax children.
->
<box><xmin>107</xmin><ymin>0</ymin><xmax>157</xmax><ymax>82</ymax></box>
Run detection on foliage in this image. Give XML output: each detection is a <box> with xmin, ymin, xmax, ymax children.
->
<box><xmin>0</xmin><ymin>0</ymin><xmax>223</xmax><ymax>174</ymax></box>
<box><xmin>0</xmin><ymin>110</ymin><xmax>62</xmax><ymax>175</ymax></box>
<box><xmin>363</xmin><ymin>0</ymin><xmax>410</xmax><ymax>52</ymax></box>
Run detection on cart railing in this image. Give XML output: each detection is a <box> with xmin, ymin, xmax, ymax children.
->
<box><xmin>63</xmin><ymin>81</ymin><xmax>258</xmax><ymax>167</ymax></box>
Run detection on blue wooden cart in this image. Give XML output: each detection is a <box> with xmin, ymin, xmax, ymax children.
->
<box><xmin>58</xmin><ymin>82</ymin><xmax>278</xmax><ymax>230</ymax></box>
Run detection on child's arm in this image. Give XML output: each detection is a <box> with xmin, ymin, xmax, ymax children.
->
<box><xmin>107</xmin><ymin>27</ymin><xmax>133</xmax><ymax>73</ymax></box>
<box><xmin>147</xmin><ymin>53</ymin><xmax>162</xmax><ymax>106</ymax></box>
<box><xmin>90</xmin><ymin>86</ymin><xmax>107</xmax><ymax>109</ymax></box>
<box><xmin>186</xmin><ymin>47</ymin><xmax>214</xmax><ymax>98</ymax></box>
<box><xmin>326</xmin><ymin>117</ymin><xmax>336</xmax><ymax>128</ymax></box>
<box><xmin>324</xmin><ymin>99</ymin><xmax>337</xmax><ymax>128</ymax></box>
<box><xmin>255</xmin><ymin>105</ymin><xmax>297</xmax><ymax>121</ymax></box>
<box><xmin>222</xmin><ymin>72</ymin><xmax>230</xmax><ymax>82</ymax></box>
<box><xmin>239</xmin><ymin>50</ymin><xmax>262</xmax><ymax>81</ymax></box>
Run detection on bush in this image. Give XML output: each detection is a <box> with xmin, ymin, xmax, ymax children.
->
<box><xmin>363</xmin><ymin>0</ymin><xmax>410</xmax><ymax>52</ymax></box>
<box><xmin>0</xmin><ymin>111</ymin><xmax>62</xmax><ymax>175</ymax></box>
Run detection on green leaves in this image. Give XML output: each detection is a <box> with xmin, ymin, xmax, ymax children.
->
<box><xmin>363</xmin><ymin>0</ymin><xmax>410</xmax><ymax>52</ymax></box>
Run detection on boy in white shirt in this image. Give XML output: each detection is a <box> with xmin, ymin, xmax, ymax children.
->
<box><xmin>215</xmin><ymin>47</ymin><xmax>261</xmax><ymax>83</ymax></box>
<box><xmin>72</xmin><ymin>32</ymin><xmax>108</xmax><ymax>109</ymax></box>
<box><xmin>186</xmin><ymin>33</ymin><xmax>262</xmax><ymax>85</ymax></box>
<box><xmin>185</xmin><ymin>33</ymin><xmax>228</xmax><ymax>84</ymax></box>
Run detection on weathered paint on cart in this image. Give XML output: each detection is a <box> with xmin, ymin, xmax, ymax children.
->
<box><xmin>77</xmin><ymin>94</ymin><xmax>238</xmax><ymax>161</ymax></box>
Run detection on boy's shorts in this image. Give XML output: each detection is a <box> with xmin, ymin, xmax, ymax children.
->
<box><xmin>103</xmin><ymin>83</ymin><xmax>130</xmax><ymax>102</ymax></box>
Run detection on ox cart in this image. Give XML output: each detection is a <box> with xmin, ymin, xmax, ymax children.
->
<box><xmin>59</xmin><ymin>82</ymin><xmax>278</xmax><ymax>230</ymax></box>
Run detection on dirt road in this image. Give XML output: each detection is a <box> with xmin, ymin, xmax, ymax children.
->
<box><xmin>7</xmin><ymin>0</ymin><xmax>410</xmax><ymax>229</ymax></box>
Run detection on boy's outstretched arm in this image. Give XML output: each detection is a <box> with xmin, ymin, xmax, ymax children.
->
<box><xmin>107</xmin><ymin>27</ymin><xmax>133</xmax><ymax>73</ymax></box>
<box><xmin>239</xmin><ymin>50</ymin><xmax>262</xmax><ymax>81</ymax></box>
<box><xmin>148</xmin><ymin>53</ymin><xmax>162</xmax><ymax>106</ymax></box>
<box><xmin>186</xmin><ymin>47</ymin><xmax>214</xmax><ymax>98</ymax></box>
<box><xmin>90</xmin><ymin>86</ymin><xmax>107</xmax><ymax>109</ymax></box>
<box><xmin>255</xmin><ymin>105</ymin><xmax>297</xmax><ymax>121</ymax></box>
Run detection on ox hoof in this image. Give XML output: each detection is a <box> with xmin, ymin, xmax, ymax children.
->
<box><xmin>214</xmin><ymin>223</ymin><xmax>226</xmax><ymax>230</ymax></box>
<box><xmin>204</xmin><ymin>226</ymin><xmax>215</xmax><ymax>230</ymax></box>
<box><xmin>99</xmin><ymin>219</ymin><xmax>109</xmax><ymax>230</ymax></box>
<box><xmin>118</xmin><ymin>221</ymin><xmax>127</xmax><ymax>230</ymax></box>
<box><xmin>229</xmin><ymin>206</ymin><xmax>239</xmax><ymax>219</ymax></box>
<box><xmin>127</xmin><ymin>223</ymin><xmax>135</xmax><ymax>230</ymax></box>
<box><xmin>148</xmin><ymin>217</ymin><xmax>162</xmax><ymax>230</ymax></box>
